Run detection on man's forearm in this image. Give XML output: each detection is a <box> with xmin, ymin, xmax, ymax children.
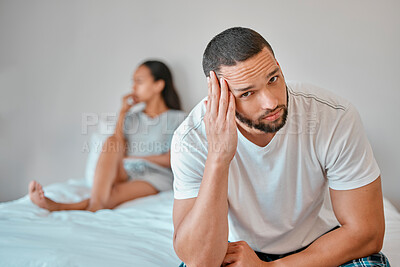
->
<box><xmin>271</xmin><ymin>225</ymin><xmax>383</xmax><ymax>267</ymax></box>
<box><xmin>174</xmin><ymin>158</ymin><xmax>230</xmax><ymax>267</ymax></box>
<box><xmin>174</xmin><ymin>71</ymin><xmax>236</xmax><ymax>266</ymax></box>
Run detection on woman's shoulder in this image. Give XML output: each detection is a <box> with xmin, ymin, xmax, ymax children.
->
<box><xmin>167</xmin><ymin>109</ymin><xmax>186</xmax><ymax>116</ymax></box>
<box><xmin>165</xmin><ymin>109</ymin><xmax>186</xmax><ymax>124</ymax></box>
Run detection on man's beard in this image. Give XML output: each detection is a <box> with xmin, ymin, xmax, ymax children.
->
<box><xmin>235</xmin><ymin>104</ymin><xmax>288</xmax><ymax>134</ymax></box>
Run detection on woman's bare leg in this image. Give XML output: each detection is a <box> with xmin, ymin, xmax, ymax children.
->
<box><xmin>28</xmin><ymin>179</ymin><xmax>158</xmax><ymax>211</ymax></box>
<box><xmin>87</xmin><ymin>135</ymin><xmax>128</xmax><ymax>211</ymax></box>
<box><xmin>28</xmin><ymin>179</ymin><xmax>158</xmax><ymax>212</ymax></box>
<box><xmin>104</xmin><ymin>180</ymin><xmax>158</xmax><ymax>209</ymax></box>
<box><xmin>29</xmin><ymin>135</ymin><xmax>128</xmax><ymax>212</ymax></box>
<box><xmin>29</xmin><ymin>180</ymin><xmax>90</xmax><ymax>211</ymax></box>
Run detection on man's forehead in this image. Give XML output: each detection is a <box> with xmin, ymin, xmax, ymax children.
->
<box><xmin>219</xmin><ymin>48</ymin><xmax>277</xmax><ymax>87</ymax></box>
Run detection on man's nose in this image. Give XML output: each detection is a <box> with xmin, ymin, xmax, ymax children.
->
<box><xmin>259</xmin><ymin>88</ymin><xmax>278</xmax><ymax>111</ymax></box>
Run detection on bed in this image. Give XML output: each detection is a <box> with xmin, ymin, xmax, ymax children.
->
<box><xmin>1</xmin><ymin>178</ymin><xmax>399</xmax><ymax>267</ymax></box>
<box><xmin>0</xmin><ymin>178</ymin><xmax>181</xmax><ymax>266</ymax></box>
<box><xmin>1</xmin><ymin>132</ymin><xmax>399</xmax><ymax>266</ymax></box>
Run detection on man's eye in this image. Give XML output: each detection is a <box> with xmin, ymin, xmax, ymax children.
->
<box><xmin>240</xmin><ymin>91</ymin><xmax>252</xmax><ymax>98</ymax></box>
<box><xmin>269</xmin><ymin>76</ymin><xmax>278</xmax><ymax>83</ymax></box>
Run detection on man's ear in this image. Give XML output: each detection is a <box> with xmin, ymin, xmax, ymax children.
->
<box><xmin>154</xmin><ymin>79</ymin><xmax>165</xmax><ymax>93</ymax></box>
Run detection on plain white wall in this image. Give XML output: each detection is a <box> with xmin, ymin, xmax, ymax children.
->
<box><xmin>1</xmin><ymin>0</ymin><xmax>399</xmax><ymax>209</ymax></box>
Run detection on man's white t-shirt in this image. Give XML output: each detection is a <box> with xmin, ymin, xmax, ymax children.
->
<box><xmin>171</xmin><ymin>81</ymin><xmax>380</xmax><ymax>254</ymax></box>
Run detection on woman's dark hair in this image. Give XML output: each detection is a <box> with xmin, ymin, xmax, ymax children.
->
<box><xmin>141</xmin><ymin>60</ymin><xmax>182</xmax><ymax>110</ymax></box>
<box><xmin>202</xmin><ymin>27</ymin><xmax>275</xmax><ymax>77</ymax></box>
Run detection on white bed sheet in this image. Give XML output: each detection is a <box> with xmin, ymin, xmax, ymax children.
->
<box><xmin>0</xmin><ymin>179</ymin><xmax>181</xmax><ymax>267</ymax></box>
<box><xmin>0</xmin><ymin>179</ymin><xmax>399</xmax><ymax>266</ymax></box>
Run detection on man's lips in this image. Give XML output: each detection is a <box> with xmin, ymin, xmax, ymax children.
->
<box><xmin>262</xmin><ymin>108</ymin><xmax>283</xmax><ymax>121</ymax></box>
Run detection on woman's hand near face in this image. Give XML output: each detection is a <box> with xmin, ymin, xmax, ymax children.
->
<box><xmin>114</xmin><ymin>93</ymin><xmax>135</xmax><ymax>141</ymax></box>
<box><xmin>121</xmin><ymin>93</ymin><xmax>136</xmax><ymax>114</ymax></box>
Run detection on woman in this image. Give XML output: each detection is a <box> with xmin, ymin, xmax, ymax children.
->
<box><xmin>29</xmin><ymin>60</ymin><xmax>185</xmax><ymax>212</ymax></box>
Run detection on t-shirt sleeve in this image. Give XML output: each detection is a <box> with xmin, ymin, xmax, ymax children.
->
<box><xmin>123</xmin><ymin>112</ymin><xmax>138</xmax><ymax>138</ymax></box>
<box><xmin>162</xmin><ymin>111</ymin><xmax>187</xmax><ymax>154</ymax></box>
<box><xmin>325</xmin><ymin>104</ymin><xmax>380</xmax><ymax>190</ymax></box>
<box><xmin>171</xmin><ymin>129</ymin><xmax>206</xmax><ymax>199</ymax></box>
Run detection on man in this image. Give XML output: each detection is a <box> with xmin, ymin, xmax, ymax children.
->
<box><xmin>171</xmin><ymin>27</ymin><xmax>390</xmax><ymax>266</ymax></box>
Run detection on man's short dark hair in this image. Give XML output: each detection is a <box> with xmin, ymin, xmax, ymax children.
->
<box><xmin>202</xmin><ymin>27</ymin><xmax>275</xmax><ymax>77</ymax></box>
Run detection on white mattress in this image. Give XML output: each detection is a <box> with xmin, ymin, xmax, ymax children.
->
<box><xmin>0</xmin><ymin>179</ymin><xmax>181</xmax><ymax>267</ymax></box>
<box><xmin>0</xmin><ymin>179</ymin><xmax>399</xmax><ymax>266</ymax></box>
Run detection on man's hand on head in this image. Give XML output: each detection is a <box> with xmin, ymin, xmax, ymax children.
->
<box><xmin>204</xmin><ymin>71</ymin><xmax>238</xmax><ymax>165</ymax></box>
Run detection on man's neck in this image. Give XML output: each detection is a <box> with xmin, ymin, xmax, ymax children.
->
<box><xmin>236</xmin><ymin>120</ymin><xmax>276</xmax><ymax>147</ymax></box>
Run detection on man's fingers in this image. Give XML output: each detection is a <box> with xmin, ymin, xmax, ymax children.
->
<box><xmin>218</xmin><ymin>78</ymin><xmax>229</xmax><ymax>118</ymax></box>
<box><xmin>227</xmin><ymin>92</ymin><xmax>237</xmax><ymax>127</ymax></box>
<box><xmin>222</xmin><ymin>253</ymin><xmax>236</xmax><ymax>266</ymax></box>
<box><xmin>206</xmin><ymin>76</ymin><xmax>211</xmax><ymax>115</ymax></box>
<box><xmin>226</xmin><ymin>243</ymin><xmax>238</xmax><ymax>254</ymax></box>
<box><xmin>209</xmin><ymin>71</ymin><xmax>220</xmax><ymax>117</ymax></box>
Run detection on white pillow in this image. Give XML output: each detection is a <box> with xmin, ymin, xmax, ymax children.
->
<box><xmin>84</xmin><ymin>132</ymin><xmax>111</xmax><ymax>187</ymax></box>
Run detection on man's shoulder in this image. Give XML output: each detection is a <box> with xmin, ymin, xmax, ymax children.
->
<box><xmin>287</xmin><ymin>81</ymin><xmax>351</xmax><ymax>112</ymax></box>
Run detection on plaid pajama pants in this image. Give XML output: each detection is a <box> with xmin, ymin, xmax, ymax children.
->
<box><xmin>179</xmin><ymin>251</ymin><xmax>390</xmax><ymax>266</ymax></box>
<box><xmin>339</xmin><ymin>252</ymin><xmax>390</xmax><ymax>267</ymax></box>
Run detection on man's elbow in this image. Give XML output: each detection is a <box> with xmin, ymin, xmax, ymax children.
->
<box><xmin>173</xmin><ymin>234</ymin><xmax>227</xmax><ymax>267</ymax></box>
<box><xmin>361</xmin><ymin>225</ymin><xmax>385</xmax><ymax>254</ymax></box>
<box><xmin>369</xmin><ymin>229</ymin><xmax>385</xmax><ymax>253</ymax></box>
